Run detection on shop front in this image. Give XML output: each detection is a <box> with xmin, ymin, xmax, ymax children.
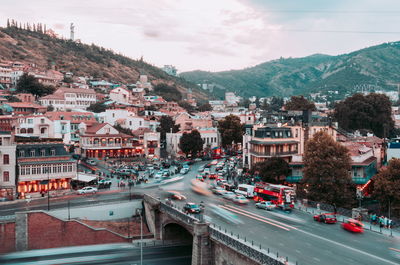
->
<box><xmin>17</xmin><ymin>178</ymin><xmax>71</xmax><ymax>199</ymax></box>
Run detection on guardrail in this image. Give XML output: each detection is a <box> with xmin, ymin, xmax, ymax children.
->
<box><xmin>209</xmin><ymin>224</ymin><xmax>287</xmax><ymax>265</ymax></box>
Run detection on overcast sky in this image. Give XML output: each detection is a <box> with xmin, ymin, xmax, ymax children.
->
<box><xmin>2</xmin><ymin>0</ymin><xmax>400</xmax><ymax>72</ymax></box>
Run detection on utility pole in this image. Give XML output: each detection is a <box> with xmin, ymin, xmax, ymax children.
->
<box><xmin>47</xmin><ymin>166</ymin><xmax>50</xmax><ymax>211</ymax></box>
<box><xmin>70</xmin><ymin>23</ymin><xmax>75</xmax><ymax>41</ymax></box>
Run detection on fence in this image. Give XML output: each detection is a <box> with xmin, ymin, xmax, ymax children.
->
<box><xmin>209</xmin><ymin>224</ymin><xmax>290</xmax><ymax>265</ymax></box>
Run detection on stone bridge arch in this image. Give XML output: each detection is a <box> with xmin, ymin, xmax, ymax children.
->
<box><xmin>162</xmin><ymin>222</ymin><xmax>193</xmax><ymax>243</ymax></box>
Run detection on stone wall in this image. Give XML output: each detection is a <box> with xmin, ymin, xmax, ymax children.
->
<box><xmin>212</xmin><ymin>240</ymin><xmax>267</xmax><ymax>265</ymax></box>
<box><xmin>0</xmin><ymin>221</ymin><xmax>16</xmax><ymax>253</ymax></box>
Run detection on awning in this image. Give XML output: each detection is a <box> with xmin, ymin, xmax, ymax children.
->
<box><xmin>73</xmin><ymin>173</ymin><xmax>97</xmax><ymax>183</ymax></box>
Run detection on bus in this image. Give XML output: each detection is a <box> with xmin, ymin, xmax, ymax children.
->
<box><xmin>253</xmin><ymin>182</ymin><xmax>295</xmax><ymax>209</ymax></box>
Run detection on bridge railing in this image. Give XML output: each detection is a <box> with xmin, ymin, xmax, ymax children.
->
<box><xmin>209</xmin><ymin>224</ymin><xmax>287</xmax><ymax>265</ymax></box>
<box><xmin>160</xmin><ymin>202</ymin><xmax>200</xmax><ymax>225</ymax></box>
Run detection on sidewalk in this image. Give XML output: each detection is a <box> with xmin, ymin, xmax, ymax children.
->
<box><xmin>294</xmin><ymin>203</ymin><xmax>400</xmax><ymax>238</ymax></box>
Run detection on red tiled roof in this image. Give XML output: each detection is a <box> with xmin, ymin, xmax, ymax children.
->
<box><xmin>85</xmin><ymin>123</ymin><xmax>108</xmax><ymax>134</ymax></box>
<box><xmin>8</xmin><ymin>102</ymin><xmax>45</xmax><ymax>108</ymax></box>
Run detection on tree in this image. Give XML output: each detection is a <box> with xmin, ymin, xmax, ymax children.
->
<box><xmin>16</xmin><ymin>73</ymin><xmax>55</xmax><ymax>97</ymax></box>
<box><xmin>239</xmin><ymin>98</ymin><xmax>251</xmax><ymax>108</ymax></box>
<box><xmin>47</xmin><ymin>105</ymin><xmax>54</xmax><ymax>111</ymax></box>
<box><xmin>179</xmin><ymin>129</ymin><xmax>204</xmax><ymax>157</ymax></box>
<box><xmin>298</xmin><ymin>131</ymin><xmax>355</xmax><ymax>207</ymax></box>
<box><xmin>250</xmin><ymin>157</ymin><xmax>290</xmax><ymax>183</ymax></box>
<box><xmin>261</xmin><ymin>97</ymin><xmax>284</xmax><ymax>112</ymax></box>
<box><xmin>334</xmin><ymin>93</ymin><xmax>394</xmax><ymax>138</ymax></box>
<box><xmin>156</xmin><ymin>116</ymin><xmax>180</xmax><ymax>142</ymax></box>
<box><xmin>198</xmin><ymin>103</ymin><xmax>212</xmax><ymax>112</ymax></box>
<box><xmin>373</xmin><ymin>158</ymin><xmax>400</xmax><ymax>217</ymax></box>
<box><xmin>178</xmin><ymin>100</ymin><xmax>195</xmax><ymax>112</ymax></box>
<box><xmin>218</xmin><ymin>114</ymin><xmax>243</xmax><ymax>149</ymax></box>
<box><xmin>114</xmin><ymin>123</ymin><xmax>135</xmax><ymax>136</ymax></box>
<box><xmin>285</xmin><ymin>96</ymin><xmax>316</xmax><ymax>111</ymax></box>
<box><xmin>153</xmin><ymin>83</ymin><xmax>182</xmax><ymax>102</ymax></box>
<box><xmin>87</xmin><ymin>102</ymin><xmax>107</xmax><ymax>113</ymax></box>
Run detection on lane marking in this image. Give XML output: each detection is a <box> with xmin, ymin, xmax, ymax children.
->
<box><xmin>389</xmin><ymin>247</ymin><xmax>400</xmax><ymax>253</ymax></box>
<box><xmin>222</xmin><ymin>204</ymin><xmax>299</xmax><ymax>230</ymax></box>
<box><xmin>219</xmin><ymin>205</ymin><xmax>398</xmax><ymax>264</ymax></box>
<box><xmin>218</xmin><ymin>205</ymin><xmax>291</xmax><ymax>231</ymax></box>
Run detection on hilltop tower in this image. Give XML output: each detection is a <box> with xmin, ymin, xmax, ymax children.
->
<box><xmin>70</xmin><ymin>23</ymin><xmax>75</xmax><ymax>41</ymax></box>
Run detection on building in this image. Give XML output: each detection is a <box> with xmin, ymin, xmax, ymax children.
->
<box><xmin>46</xmin><ymin>111</ymin><xmax>97</xmax><ymax>143</ymax></box>
<box><xmin>0</xmin><ymin>132</ymin><xmax>16</xmax><ymax>200</ymax></box>
<box><xmin>16</xmin><ymin>137</ymin><xmax>76</xmax><ymax>199</ymax></box>
<box><xmin>14</xmin><ymin>115</ymin><xmax>55</xmax><ymax>139</ymax></box>
<box><xmin>6</xmin><ymin>102</ymin><xmax>47</xmax><ymax>115</ymax></box>
<box><xmin>243</xmin><ymin>122</ymin><xmax>337</xmax><ymax>169</ymax></box>
<box><xmin>28</xmin><ymin>70</ymin><xmax>64</xmax><ymax>87</ymax></box>
<box><xmin>166</xmin><ymin>128</ymin><xmax>220</xmax><ymax>157</ymax></box>
<box><xmin>0</xmin><ymin>115</ymin><xmax>17</xmax><ymax>132</ymax></box>
<box><xmin>225</xmin><ymin>92</ymin><xmax>240</xmax><ymax>106</ymax></box>
<box><xmin>39</xmin><ymin>87</ymin><xmax>97</xmax><ymax>111</ymax></box>
<box><xmin>174</xmin><ymin>112</ymin><xmax>213</xmax><ymax>131</ymax></box>
<box><xmin>0</xmin><ymin>63</ymin><xmax>12</xmax><ymax>89</ymax></box>
<box><xmin>79</xmin><ymin>123</ymin><xmax>141</xmax><ymax>159</ymax></box>
<box><xmin>15</xmin><ymin>93</ymin><xmax>35</xmax><ymax>103</ymax></box>
<box><xmin>143</xmin><ymin>132</ymin><xmax>161</xmax><ymax>158</ymax></box>
<box><xmin>109</xmin><ymin>87</ymin><xmax>132</xmax><ymax>104</ymax></box>
<box><xmin>162</xmin><ymin>65</ymin><xmax>178</xmax><ymax>76</ymax></box>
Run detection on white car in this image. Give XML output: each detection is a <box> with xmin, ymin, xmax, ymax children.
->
<box><xmin>78</xmin><ymin>186</ymin><xmax>98</xmax><ymax>194</ymax></box>
<box><xmin>255</xmin><ymin>201</ymin><xmax>276</xmax><ymax>211</ymax></box>
<box><xmin>232</xmin><ymin>195</ymin><xmax>249</xmax><ymax>204</ymax></box>
<box><xmin>223</xmin><ymin>191</ymin><xmax>236</xmax><ymax>200</ymax></box>
<box><xmin>180</xmin><ymin>168</ymin><xmax>189</xmax><ymax>174</ymax></box>
<box><xmin>212</xmin><ymin>186</ymin><xmax>227</xmax><ymax>195</ymax></box>
<box><xmin>87</xmin><ymin>159</ymin><xmax>97</xmax><ymax>166</ymax></box>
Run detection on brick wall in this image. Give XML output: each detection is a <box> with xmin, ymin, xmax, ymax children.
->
<box><xmin>0</xmin><ymin>221</ymin><xmax>16</xmax><ymax>253</ymax></box>
<box><xmin>27</xmin><ymin>212</ymin><xmax>130</xmax><ymax>250</ymax></box>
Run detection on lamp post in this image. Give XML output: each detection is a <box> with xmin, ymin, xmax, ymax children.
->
<box><xmin>47</xmin><ymin>165</ymin><xmax>50</xmax><ymax>211</ymax></box>
<box><xmin>136</xmin><ymin>208</ymin><xmax>143</xmax><ymax>265</ymax></box>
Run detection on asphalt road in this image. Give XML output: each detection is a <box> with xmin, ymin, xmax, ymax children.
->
<box><xmin>151</xmin><ymin>161</ymin><xmax>400</xmax><ymax>265</ymax></box>
<box><xmin>2</xmin><ymin>160</ymin><xmax>399</xmax><ymax>265</ymax></box>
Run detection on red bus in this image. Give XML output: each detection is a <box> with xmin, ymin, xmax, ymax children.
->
<box><xmin>253</xmin><ymin>182</ymin><xmax>295</xmax><ymax>209</ymax></box>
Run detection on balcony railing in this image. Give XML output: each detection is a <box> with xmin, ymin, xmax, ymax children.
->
<box><xmin>82</xmin><ymin>143</ymin><xmax>134</xmax><ymax>148</ymax></box>
<box><xmin>286</xmin><ymin>175</ymin><xmax>303</xmax><ymax>183</ymax></box>
<box><xmin>352</xmin><ymin>176</ymin><xmax>369</xmax><ymax>184</ymax></box>
<box><xmin>250</xmin><ymin>149</ymin><xmax>298</xmax><ymax>157</ymax></box>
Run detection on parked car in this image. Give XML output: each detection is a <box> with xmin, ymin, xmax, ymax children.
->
<box><xmin>180</xmin><ymin>168</ymin><xmax>189</xmax><ymax>174</ymax></box>
<box><xmin>255</xmin><ymin>201</ymin><xmax>276</xmax><ymax>211</ymax></box>
<box><xmin>198</xmin><ymin>166</ymin><xmax>205</xmax><ymax>173</ymax></box>
<box><xmin>78</xmin><ymin>186</ymin><xmax>98</xmax><ymax>194</ymax></box>
<box><xmin>209</xmin><ymin>174</ymin><xmax>217</xmax><ymax>180</ymax></box>
<box><xmin>314</xmin><ymin>213</ymin><xmax>337</xmax><ymax>224</ymax></box>
<box><xmin>98</xmin><ymin>179</ymin><xmax>112</xmax><ymax>185</ymax></box>
<box><xmin>183</xmin><ymin>203</ymin><xmax>202</xmax><ymax>214</ymax></box>
<box><xmin>341</xmin><ymin>219</ymin><xmax>364</xmax><ymax>233</ymax></box>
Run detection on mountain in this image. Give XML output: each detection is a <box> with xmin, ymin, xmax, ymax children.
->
<box><xmin>0</xmin><ymin>26</ymin><xmax>208</xmax><ymax>100</ymax></box>
<box><xmin>181</xmin><ymin>42</ymin><xmax>400</xmax><ymax>98</ymax></box>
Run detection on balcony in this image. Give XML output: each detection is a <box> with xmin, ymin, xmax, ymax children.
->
<box><xmin>250</xmin><ymin>149</ymin><xmax>298</xmax><ymax>157</ymax></box>
<box><xmin>81</xmin><ymin>142</ymin><xmax>134</xmax><ymax>149</ymax></box>
<box><xmin>352</xmin><ymin>176</ymin><xmax>369</xmax><ymax>185</ymax></box>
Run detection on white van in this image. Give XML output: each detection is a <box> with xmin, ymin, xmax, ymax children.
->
<box><xmin>234</xmin><ymin>184</ymin><xmax>255</xmax><ymax>198</ymax></box>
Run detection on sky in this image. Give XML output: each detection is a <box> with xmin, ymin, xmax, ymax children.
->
<box><xmin>2</xmin><ymin>0</ymin><xmax>400</xmax><ymax>72</ymax></box>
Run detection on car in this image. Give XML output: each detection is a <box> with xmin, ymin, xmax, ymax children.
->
<box><xmin>198</xmin><ymin>166</ymin><xmax>205</xmax><ymax>173</ymax></box>
<box><xmin>183</xmin><ymin>203</ymin><xmax>202</xmax><ymax>214</ymax></box>
<box><xmin>204</xmin><ymin>168</ymin><xmax>211</xmax><ymax>174</ymax></box>
<box><xmin>314</xmin><ymin>213</ymin><xmax>337</xmax><ymax>224</ymax></box>
<box><xmin>255</xmin><ymin>201</ymin><xmax>276</xmax><ymax>210</ymax></box>
<box><xmin>212</xmin><ymin>186</ymin><xmax>228</xmax><ymax>195</ymax></box>
<box><xmin>98</xmin><ymin>179</ymin><xmax>112</xmax><ymax>185</ymax></box>
<box><xmin>194</xmin><ymin>158</ymin><xmax>202</xmax><ymax>162</ymax></box>
<box><xmin>78</xmin><ymin>186</ymin><xmax>98</xmax><ymax>194</ymax></box>
<box><xmin>223</xmin><ymin>191</ymin><xmax>236</xmax><ymax>200</ymax></box>
<box><xmin>341</xmin><ymin>219</ymin><xmax>364</xmax><ymax>233</ymax></box>
<box><xmin>232</xmin><ymin>195</ymin><xmax>249</xmax><ymax>204</ymax></box>
<box><xmin>86</xmin><ymin>159</ymin><xmax>97</xmax><ymax>166</ymax></box>
<box><xmin>196</xmin><ymin>175</ymin><xmax>204</xmax><ymax>182</ymax></box>
<box><xmin>208</xmin><ymin>204</ymin><xmax>243</xmax><ymax>225</ymax></box>
<box><xmin>180</xmin><ymin>168</ymin><xmax>189</xmax><ymax>174</ymax></box>
<box><xmin>209</xmin><ymin>174</ymin><xmax>217</xmax><ymax>180</ymax></box>
<box><xmin>168</xmin><ymin>191</ymin><xmax>187</xmax><ymax>200</ymax></box>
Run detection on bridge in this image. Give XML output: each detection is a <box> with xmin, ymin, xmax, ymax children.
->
<box><xmin>143</xmin><ymin>194</ymin><xmax>285</xmax><ymax>265</ymax></box>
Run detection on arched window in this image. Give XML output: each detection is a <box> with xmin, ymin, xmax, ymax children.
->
<box><xmin>40</xmin><ymin>128</ymin><xmax>46</xmax><ymax>134</ymax></box>
<box><xmin>27</xmin><ymin>128</ymin><xmax>33</xmax><ymax>134</ymax></box>
<box><xmin>20</xmin><ymin>128</ymin><xmax>27</xmax><ymax>134</ymax></box>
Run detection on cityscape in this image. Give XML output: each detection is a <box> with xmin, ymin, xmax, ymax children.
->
<box><xmin>1</xmin><ymin>1</ymin><xmax>400</xmax><ymax>265</ymax></box>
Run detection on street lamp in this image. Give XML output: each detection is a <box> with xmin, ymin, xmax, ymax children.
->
<box><xmin>136</xmin><ymin>208</ymin><xmax>143</xmax><ymax>265</ymax></box>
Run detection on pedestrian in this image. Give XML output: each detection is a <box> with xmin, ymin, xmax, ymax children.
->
<box><xmin>333</xmin><ymin>203</ymin><xmax>337</xmax><ymax>215</ymax></box>
<box><xmin>317</xmin><ymin>203</ymin><xmax>321</xmax><ymax>213</ymax></box>
<box><xmin>388</xmin><ymin>219</ymin><xmax>393</xmax><ymax>229</ymax></box>
<box><xmin>371</xmin><ymin>213</ymin><xmax>377</xmax><ymax>225</ymax></box>
<box><xmin>384</xmin><ymin>216</ymin><xmax>388</xmax><ymax>228</ymax></box>
<box><xmin>379</xmin><ymin>216</ymin><xmax>384</xmax><ymax>228</ymax></box>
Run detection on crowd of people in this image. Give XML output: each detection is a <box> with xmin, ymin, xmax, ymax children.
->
<box><xmin>370</xmin><ymin>214</ymin><xmax>394</xmax><ymax>229</ymax></box>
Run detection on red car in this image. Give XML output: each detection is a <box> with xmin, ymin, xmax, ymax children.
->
<box><xmin>313</xmin><ymin>213</ymin><xmax>337</xmax><ymax>224</ymax></box>
<box><xmin>209</xmin><ymin>174</ymin><xmax>217</xmax><ymax>179</ymax></box>
<box><xmin>341</xmin><ymin>219</ymin><xmax>364</xmax><ymax>233</ymax></box>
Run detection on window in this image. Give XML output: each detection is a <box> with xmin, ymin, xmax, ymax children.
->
<box><xmin>40</xmin><ymin>149</ymin><xmax>46</xmax><ymax>157</ymax></box>
<box><xmin>41</xmin><ymin>128</ymin><xmax>46</xmax><ymax>134</ymax></box>
<box><xmin>32</xmin><ymin>166</ymin><xmax>37</xmax><ymax>175</ymax></box>
<box><xmin>19</xmin><ymin>150</ymin><xmax>25</xmax><ymax>157</ymax></box>
<box><xmin>41</xmin><ymin>118</ymin><xmax>45</xmax><ymax>124</ymax></box>
<box><xmin>3</xmin><ymin>154</ymin><xmax>9</xmax><ymax>165</ymax></box>
<box><xmin>20</xmin><ymin>167</ymin><xmax>25</xmax><ymax>175</ymax></box>
<box><xmin>28</xmin><ymin>119</ymin><xmax>33</xmax><ymax>124</ymax></box>
<box><xmin>25</xmin><ymin>167</ymin><xmax>30</xmax><ymax>175</ymax></box>
<box><xmin>27</xmin><ymin>128</ymin><xmax>33</xmax><ymax>134</ymax></box>
<box><xmin>30</xmin><ymin>150</ymin><xmax>35</xmax><ymax>157</ymax></box>
<box><xmin>50</xmin><ymin>149</ymin><xmax>56</xmax><ymax>156</ymax></box>
<box><xmin>3</xmin><ymin>171</ymin><xmax>9</xmax><ymax>182</ymax></box>
<box><xmin>0</xmin><ymin>137</ymin><xmax>2</xmax><ymax>146</ymax></box>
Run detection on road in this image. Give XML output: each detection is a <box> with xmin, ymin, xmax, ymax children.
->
<box><xmin>151</xmin><ymin>161</ymin><xmax>400</xmax><ymax>265</ymax></box>
<box><xmin>2</xmin><ymin>160</ymin><xmax>399</xmax><ymax>265</ymax></box>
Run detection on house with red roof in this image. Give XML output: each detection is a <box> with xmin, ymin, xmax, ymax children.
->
<box><xmin>79</xmin><ymin>123</ymin><xmax>141</xmax><ymax>159</ymax></box>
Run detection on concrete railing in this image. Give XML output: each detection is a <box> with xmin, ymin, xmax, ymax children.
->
<box><xmin>209</xmin><ymin>224</ymin><xmax>287</xmax><ymax>265</ymax></box>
